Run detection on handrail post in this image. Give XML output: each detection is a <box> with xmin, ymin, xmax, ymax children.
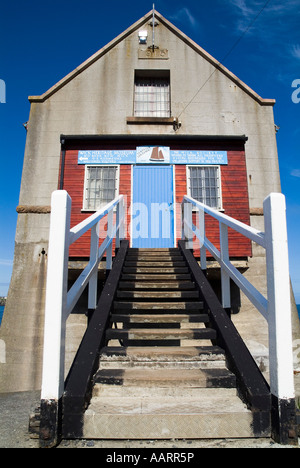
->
<box><xmin>40</xmin><ymin>190</ymin><xmax>71</xmax><ymax>447</ymax></box>
<box><xmin>198</xmin><ymin>207</ymin><xmax>206</xmax><ymax>271</ymax></box>
<box><xmin>181</xmin><ymin>202</ymin><xmax>185</xmax><ymax>241</ymax></box>
<box><xmin>116</xmin><ymin>195</ymin><xmax>125</xmax><ymax>248</ymax></box>
<box><xmin>116</xmin><ymin>199</ymin><xmax>121</xmax><ymax>249</ymax></box>
<box><xmin>182</xmin><ymin>200</ymin><xmax>193</xmax><ymax>249</ymax></box>
<box><xmin>120</xmin><ymin>195</ymin><xmax>126</xmax><ymax>241</ymax></box>
<box><xmin>106</xmin><ymin>209</ymin><xmax>113</xmax><ymax>271</ymax></box>
<box><xmin>220</xmin><ymin>222</ymin><xmax>231</xmax><ymax>310</ymax></box>
<box><xmin>88</xmin><ymin>221</ymin><xmax>100</xmax><ymax>311</ymax></box>
<box><xmin>263</xmin><ymin>193</ymin><xmax>297</xmax><ymax>444</ymax></box>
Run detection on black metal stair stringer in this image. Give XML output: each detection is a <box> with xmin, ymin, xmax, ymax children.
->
<box><xmin>178</xmin><ymin>240</ymin><xmax>271</xmax><ymax>436</ymax></box>
<box><xmin>62</xmin><ymin>240</ymin><xmax>129</xmax><ymax>440</ymax></box>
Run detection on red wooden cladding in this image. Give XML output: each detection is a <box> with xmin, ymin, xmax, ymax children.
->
<box><xmin>61</xmin><ymin>142</ymin><xmax>251</xmax><ymax>258</ymax></box>
<box><xmin>61</xmin><ymin>149</ymin><xmax>132</xmax><ymax>257</ymax></box>
<box><xmin>174</xmin><ymin>151</ymin><xmax>251</xmax><ymax>258</ymax></box>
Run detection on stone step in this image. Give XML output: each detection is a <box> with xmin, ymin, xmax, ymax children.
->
<box><xmin>94</xmin><ymin>367</ymin><xmax>236</xmax><ymax>388</ymax></box>
<box><xmin>92</xmin><ymin>385</ymin><xmax>236</xmax><ymax>398</ymax></box>
<box><xmin>116</xmin><ymin>290</ymin><xmax>200</xmax><ymax>299</ymax></box>
<box><xmin>126</xmin><ymin>256</ymin><xmax>183</xmax><ymax>262</ymax></box>
<box><xmin>110</xmin><ymin>314</ymin><xmax>209</xmax><ymax>324</ymax></box>
<box><xmin>83</xmin><ymin>412</ymin><xmax>256</xmax><ymax>440</ymax></box>
<box><xmin>88</xmin><ymin>395</ymin><xmax>246</xmax><ymax>414</ymax></box>
<box><xmin>123</xmin><ymin>267</ymin><xmax>189</xmax><ymax>274</ymax></box>
<box><xmin>121</xmin><ymin>274</ymin><xmax>192</xmax><ymax>281</ymax></box>
<box><xmin>99</xmin><ymin>346</ymin><xmax>226</xmax><ymax>369</ymax></box>
<box><xmin>124</xmin><ymin>261</ymin><xmax>186</xmax><ymax>267</ymax></box>
<box><xmin>83</xmin><ymin>392</ymin><xmax>254</xmax><ymax>439</ymax></box>
<box><xmin>114</xmin><ymin>301</ymin><xmax>204</xmax><ymax>310</ymax></box>
<box><xmin>99</xmin><ymin>359</ymin><xmax>227</xmax><ymax>370</ymax></box>
<box><xmin>106</xmin><ymin>327</ymin><xmax>217</xmax><ymax>341</ymax></box>
<box><xmin>101</xmin><ymin>346</ymin><xmax>225</xmax><ymax>361</ymax></box>
<box><xmin>118</xmin><ymin>281</ymin><xmax>196</xmax><ymax>290</ymax></box>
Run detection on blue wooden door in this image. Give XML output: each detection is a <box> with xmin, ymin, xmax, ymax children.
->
<box><xmin>132</xmin><ymin>166</ymin><xmax>174</xmax><ymax>248</ymax></box>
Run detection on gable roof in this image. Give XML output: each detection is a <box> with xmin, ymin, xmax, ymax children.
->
<box><xmin>28</xmin><ymin>10</ymin><xmax>275</xmax><ymax>106</ymax></box>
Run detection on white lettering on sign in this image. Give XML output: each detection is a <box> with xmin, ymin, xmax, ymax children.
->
<box><xmin>292</xmin><ymin>79</ymin><xmax>300</xmax><ymax>104</ymax></box>
<box><xmin>78</xmin><ymin>148</ymin><xmax>228</xmax><ymax>165</ymax></box>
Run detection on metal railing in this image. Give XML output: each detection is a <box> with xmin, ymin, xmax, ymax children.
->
<box><xmin>40</xmin><ymin>190</ymin><xmax>125</xmax><ymax>406</ymax></box>
<box><xmin>181</xmin><ymin>193</ymin><xmax>295</xmax><ymax>405</ymax></box>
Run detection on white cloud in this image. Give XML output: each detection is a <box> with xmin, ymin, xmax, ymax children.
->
<box><xmin>0</xmin><ymin>260</ymin><xmax>13</xmax><ymax>267</ymax></box>
<box><xmin>291</xmin><ymin>169</ymin><xmax>300</xmax><ymax>178</ymax></box>
<box><xmin>229</xmin><ymin>0</ymin><xmax>255</xmax><ymax>19</ymax></box>
<box><xmin>169</xmin><ymin>7</ymin><xmax>198</xmax><ymax>30</ymax></box>
<box><xmin>226</xmin><ymin>0</ymin><xmax>300</xmax><ymax>40</ymax></box>
<box><xmin>291</xmin><ymin>44</ymin><xmax>300</xmax><ymax>60</ymax></box>
<box><xmin>226</xmin><ymin>0</ymin><xmax>267</xmax><ymax>33</ymax></box>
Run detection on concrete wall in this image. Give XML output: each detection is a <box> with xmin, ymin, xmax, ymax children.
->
<box><xmin>1</xmin><ymin>11</ymin><xmax>299</xmax><ymax>393</ymax></box>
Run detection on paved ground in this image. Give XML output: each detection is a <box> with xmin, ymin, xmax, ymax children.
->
<box><xmin>0</xmin><ymin>391</ymin><xmax>299</xmax><ymax>449</ymax></box>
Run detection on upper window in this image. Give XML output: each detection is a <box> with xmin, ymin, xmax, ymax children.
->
<box><xmin>134</xmin><ymin>70</ymin><xmax>171</xmax><ymax>118</ymax></box>
<box><xmin>83</xmin><ymin>165</ymin><xmax>119</xmax><ymax>211</ymax></box>
<box><xmin>187</xmin><ymin>166</ymin><xmax>222</xmax><ymax>210</ymax></box>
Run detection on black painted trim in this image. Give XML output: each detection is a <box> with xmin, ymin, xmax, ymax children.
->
<box><xmin>62</xmin><ymin>240</ymin><xmax>129</xmax><ymax>438</ymax></box>
<box><xmin>39</xmin><ymin>397</ymin><xmax>62</xmax><ymax>448</ymax></box>
<box><xmin>178</xmin><ymin>241</ymin><xmax>271</xmax><ymax>415</ymax></box>
<box><xmin>271</xmin><ymin>395</ymin><xmax>298</xmax><ymax>445</ymax></box>
<box><xmin>60</xmin><ymin>134</ymin><xmax>248</xmax><ymax>143</ymax></box>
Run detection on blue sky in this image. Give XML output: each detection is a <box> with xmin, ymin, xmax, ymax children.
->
<box><xmin>0</xmin><ymin>0</ymin><xmax>299</xmax><ymax>301</ymax></box>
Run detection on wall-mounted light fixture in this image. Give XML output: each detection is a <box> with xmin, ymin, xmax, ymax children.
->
<box><xmin>138</xmin><ymin>30</ymin><xmax>148</xmax><ymax>44</ymax></box>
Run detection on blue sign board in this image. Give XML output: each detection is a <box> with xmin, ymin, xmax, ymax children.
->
<box><xmin>78</xmin><ymin>150</ymin><xmax>136</xmax><ymax>164</ymax></box>
<box><xmin>171</xmin><ymin>150</ymin><xmax>227</xmax><ymax>165</ymax></box>
<box><xmin>78</xmin><ymin>148</ymin><xmax>227</xmax><ymax>165</ymax></box>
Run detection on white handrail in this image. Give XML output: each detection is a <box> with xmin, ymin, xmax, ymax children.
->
<box><xmin>41</xmin><ymin>190</ymin><xmax>125</xmax><ymax>402</ymax></box>
<box><xmin>181</xmin><ymin>193</ymin><xmax>295</xmax><ymax>402</ymax></box>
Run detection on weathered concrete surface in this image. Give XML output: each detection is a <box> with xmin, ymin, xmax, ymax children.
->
<box><xmin>0</xmin><ymin>391</ymin><xmax>41</xmax><ymax>448</ymax></box>
<box><xmin>1</xmin><ymin>9</ymin><xmax>299</xmax><ymax>394</ymax></box>
<box><xmin>232</xmin><ymin>216</ymin><xmax>300</xmax><ymax>375</ymax></box>
<box><xmin>0</xmin><ymin>391</ymin><xmax>299</xmax><ymax>449</ymax></box>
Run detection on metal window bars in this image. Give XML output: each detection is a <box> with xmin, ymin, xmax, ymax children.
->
<box><xmin>134</xmin><ymin>77</ymin><xmax>170</xmax><ymax>117</ymax></box>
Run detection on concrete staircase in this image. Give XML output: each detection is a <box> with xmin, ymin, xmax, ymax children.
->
<box><xmin>83</xmin><ymin>248</ymin><xmax>257</xmax><ymax>439</ymax></box>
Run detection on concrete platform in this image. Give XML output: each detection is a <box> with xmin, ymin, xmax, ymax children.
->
<box><xmin>0</xmin><ymin>390</ymin><xmax>298</xmax><ymax>448</ymax></box>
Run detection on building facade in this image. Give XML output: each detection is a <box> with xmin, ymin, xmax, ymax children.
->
<box><xmin>1</xmin><ymin>10</ymin><xmax>299</xmax><ymax>393</ymax></box>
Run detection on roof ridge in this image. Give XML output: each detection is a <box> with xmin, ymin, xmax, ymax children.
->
<box><xmin>28</xmin><ymin>10</ymin><xmax>275</xmax><ymax>106</ymax></box>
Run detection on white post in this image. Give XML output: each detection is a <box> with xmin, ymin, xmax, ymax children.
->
<box><xmin>220</xmin><ymin>222</ymin><xmax>231</xmax><ymax>309</ymax></box>
<box><xmin>198</xmin><ymin>207</ymin><xmax>206</xmax><ymax>270</ymax></box>
<box><xmin>106</xmin><ymin>209</ymin><xmax>114</xmax><ymax>270</ymax></box>
<box><xmin>264</xmin><ymin>193</ymin><xmax>296</xmax><ymax>443</ymax></box>
<box><xmin>116</xmin><ymin>200</ymin><xmax>121</xmax><ymax>249</ymax></box>
<box><xmin>264</xmin><ymin>193</ymin><xmax>294</xmax><ymax>400</ymax></box>
<box><xmin>40</xmin><ymin>190</ymin><xmax>71</xmax><ymax>447</ymax></box>
<box><xmin>119</xmin><ymin>196</ymin><xmax>126</xmax><ymax>241</ymax></box>
<box><xmin>88</xmin><ymin>221</ymin><xmax>100</xmax><ymax>310</ymax></box>
<box><xmin>41</xmin><ymin>190</ymin><xmax>71</xmax><ymax>402</ymax></box>
<box><xmin>183</xmin><ymin>201</ymin><xmax>193</xmax><ymax>249</ymax></box>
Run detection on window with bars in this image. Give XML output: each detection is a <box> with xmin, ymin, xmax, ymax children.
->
<box><xmin>83</xmin><ymin>166</ymin><xmax>119</xmax><ymax>211</ymax></box>
<box><xmin>187</xmin><ymin>166</ymin><xmax>221</xmax><ymax>209</ymax></box>
<box><xmin>134</xmin><ymin>72</ymin><xmax>171</xmax><ymax>118</ymax></box>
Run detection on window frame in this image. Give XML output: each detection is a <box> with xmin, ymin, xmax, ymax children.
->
<box><xmin>133</xmin><ymin>70</ymin><xmax>171</xmax><ymax>119</ymax></box>
<box><xmin>186</xmin><ymin>165</ymin><xmax>223</xmax><ymax>211</ymax></box>
<box><xmin>82</xmin><ymin>164</ymin><xmax>120</xmax><ymax>212</ymax></box>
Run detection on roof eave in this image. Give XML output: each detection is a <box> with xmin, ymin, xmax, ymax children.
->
<box><xmin>28</xmin><ymin>10</ymin><xmax>154</xmax><ymax>103</ymax></box>
<box><xmin>154</xmin><ymin>11</ymin><xmax>275</xmax><ymax>107</ymax></box>
<box><xmin>28</xmin><ymin>10</ymin><xmax>275</xmax><ymax>107</ymax></box>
